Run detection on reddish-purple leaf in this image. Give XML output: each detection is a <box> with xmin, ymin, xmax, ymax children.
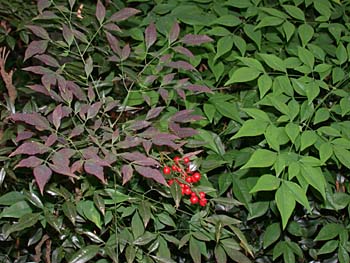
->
<box><xmin>71</xmin><ymin>160</ymin><xmax>84</xmax><ymax>174</ymax></box>
<box><xmin>145</xmin><ymin>22</ymin><xmax>157</xmax><ymax>49</ymax></box>
<box><xmin>108</xmin><ymin>8</ymin><xmax>140</xmax><ymax>22</ymax></box>
<box><xmin>184</xmin><ymin>84</ymin><xmax>213</xmax><ymax>93</ymax></box>
<box><xmin>69</xmin><ymin>125</ymin><xmax>84</xmax><ymax>138</ymax></box>
<box><xmin>159</xmin><ymin>88</ymin><xmax>169</xmax><ymax>102</ymax></box>
<box><xmin>103</xmin><ymin>23</ymin><xmax>122</xmax><ymax>32</ymax></box>
<box><xmin>15</xmin><ymin>156</ymin><xmax>43</xmax><ymax>169</ymax></box>
<box><xmin>34</xmin><ymin>165</ymin><xmax>52</xmax><ymax>195</ymax></box>
<box><xmin>116</xmin><ymin>136</ymin><xmax>143</xmax><ymax>149</ymax></box>
<box><xmin>24</xmin><ymin>40</ymin><xmax>49</xmax><ymax>61</ymax></box>
<box><xmin>62</xmin><ymin>24</ymin><xmax>74</xmax><ymax>45</ymax></box>
<box><xmin>144</xmin><ymin>75</ymin><xmax>158</xmax><ymax>85</ymax></box>
<box><xmin>146</xmin><ymin>107</ymin><xmax>164</xmax><ymax>120</ymax></box>
<box><xmin>27</xmin><ymin>84</ymin><xmax>49</xmax><ymax>96</ymax></box>
<box><xmin>169</xmin><ymin>21</ymin><xmax>180</xmax><ymax>43</ymax></box>
<box><xmin>121</xmin><ymin>44</ymin><xmax>130</xmax><ymax>61</ymax></box>
<box><xmin>152</xmin><ymin>137</ymin><xmax>180</xmax><ymax>149</ymax></box>
<box><xmin>167</xmin><ymin>61</ymin><xmax>196</xmax><ymax>71</ymax></box>
<box><xmin>66</xmin><ymin>81</ymin><xmax>87</xmax><ymax>101</ymax></box>
<box><xmin>143</xmin><ymin>94</ymin><xmax>151</xmax><ymax>106</ymax></box>
<box><xmin>51</xmin><ymin>151</ymin><xmax>69</xmax><ymax>167</ymax></box>
<box><xmin>84</xmin><ymin>160</ymin><xmax>106</xmax><ymax>184</ymax></box>
<box><xmin>162</xmin><ymin>73</ymin><xmax>176</xmax><ymax>85</ymax></box>
<box><xmin>9</xmin><ymin>142</ymin><xmax>49</xmax><ymax>157</ymax></box>
<box><xmin>122</xmin><ymin>164</ymin><xmax>133</xmax><ymax>185</ymax></box>
<box><xmin>169</xmin><ymin>122</ymin><xmax>198</xmax><ymax>138</ymax></box>
<box><xmin>176</xmin><ymin>88</ymin><xmax>186</xmax><ymax>100</ymax></box>
<box><xmin>41</xmin><ymin>73</ymin><xmax>56</xmax><ymax>89</ymax></box>
<box><xmin>45</xmin><ymin>134</ymin><xmax>57</xmax><ymax>147</ymax></box>
<box><xmin>181</xmin><ymin>34</ymin><xmax>213</xmax><ymax>45</ymax></box>
<box><xmin>35</xmin><ymin>10</ymin><xmax>59</xmax><ymax>20</ymax></box>
<box><xmin>10</xmin><ymin>113</ymin><xmax>51</xmax><ymax>131</ymax></box>
<box><xmin>34</xmin><ymin>54</ymin><xmax>60</xmax><ymax>68</ymax></box>
<box><xmin>59</xmin><ymin>86</ymin><xmax>73</xmax><ymax>103</ymax></box>
<box><xmin>134</xmin><ymin>165</ymin><xmax>167</xmax><ymax>185</ymax></box>
<box><xmin>160</xmin><ymin>54</ymin><xmax>172</xmax><ymax>63</ymax></box>
<box><xmin>58</xmin><ymin>148</ymin><xmax>76</xmax><ymax>159</ymax></box>
<box><xmin>95</xmin><ymin>0</ymin><xmax>106</xmax><ymax>24</ymax></box>
<box><xmin>87</xmin><ymin>102</ymin><xmax>102</xmax><ymax>119</ymax></box>
<box><xmin>72</xmin><ymin>29</ymin><xmax>88</xmax><ymax>44</ymax></box>
<box><xmin>105</xmin><ymin>31</ymin><xmax>121</xmax><ymax>56</ymax></box>
<box><xmin>128</xmin><ymin>120</ymin><xmax>151</xmax><ymax>131</ymax></box>
<box><xmin>121</xmin><ymin>152</ymin><xmax>160</xmax><ymax>167</ymax></box>
<box><xmin>171</xmin><ymin>110</ymin><xmax>204</xmax><ymax>123</ymax></box>
<box><xmin>88</xmin><ymin>85</ymin><xmax>95</xmax><ymax>101</ymax></box>
<box><xmin>15</xmin><ymin>131</ymin><xmax>34</xmax><ymax>143</ymax></box>
<box><xmin>81</xmin><ymin>146</ymin><xmax>99</xmax><ymax>159</ymax></box>
<box><xmin>37</xmin><ymin>0</ymin><xmax>51</xmax><ymax>13</ymax></box>
<box><xmin>52</xmin><ymin>104</ymin><xmax>62</xmax><ymax>130</ymax></box>
<box><xmin>172</xmin><ymin>46</ymin><xmax>194</xmax><ymax>58</ymax></box>
<box><xmin>142</xmin><ymin>140</ymin><xmax>152</xmax><ymax>154</ymax></box>
<box><xmin>182</xmin><ymin>150</ymin><xmax>203</xmax><ymax>159</ymax></box>
<box><xmin>49</xmin><ymin>153</ymin><xmax>77</xmax><ymax>178</ymax></box>
<box><xmin>49</xmin><ymin>163</ymin><xmax>77</xmax><ymax>178</ymax></box>
<box><xmin>26</xmin><ymin>25</ymin><xmax>50</xmax><ymax>40</ymax></box>
<box><xmin>23</xmin><ymin>66</ymin><xmax>51</xmax><ymax>75</ymax></box>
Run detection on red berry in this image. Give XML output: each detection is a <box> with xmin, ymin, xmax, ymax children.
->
<box><xmin>190</xmin><ymin>195</ymin><xmax>199</xmax><ymax>204</ymax></box>
<box><xmin>191</xmin><ymin>192</ymin><xmax>196</xmax><ymax>197</ymax></box>
<box><xmin>176</xmin><ymin>166</ymin><xmax>182</xmax><ymax>172</ymax></box>
<box><xmin>168</xmin><ymin>179</ymin><xmax>174</xmax><ymax>186</ymax></box>
<box><xmin>199</xmin><ymin>198</ymin><xmax>207</xmax><ymax>207</ymax></box>
<box><xmin>199</xmin><ymin>192</ymin><xmax>206</xmax><ymax>198</ymax></box>
<box><xmin>163</xmin><ymin>166</ymin><xmax>171</xmax><ymax>175</ymax></box>
<box><xmin>184</xmin><ymin>188</ymin><xmax>192</xmax><ymax>195</ymax></box>
<box><xmin>185</xmin><ymin>176</ymin><xmax>193</xmax><ymax>183</ymax></box>
<box><xmin>192</xmin><ymin>172</ymin><xmax>201</xmax><ymax>182</ymax></box>
<box><xmin>179</xmin><ymin>183</ymin><xmax>185</xmax><ymax>188</ymax></box>
<box><xmin>172</xmin><ymin>165</ymin><xmax>178</xmax><ymax>171</ymax></box>
<box><xmin>174</xmin><ymin>156</ymin><xmax>181</xmax><ymax>163</ymax></box>
<box><xmin>183</xmin><ymin>157</ymin><xmax>190</xmax><ymax>164</ymax></box>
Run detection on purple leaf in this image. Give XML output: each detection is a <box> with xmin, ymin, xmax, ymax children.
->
<box><xmin>52</xmin><ymin>104</ymin><xmax>62</xmax><ymax>130</ymax></box>
<box><xmin>169</xmin><ymin>122</ymin><xmax>198</xmax><ymax>138</ymax></box>
<box><xmin>23</xmin><ymin>66</ymin><xmax>52</xmax><ymax>75</ymax></box>
<box><xmin>15</xmin><ymin>156</ymin><xmax>43</xmax><ymax>169</ymax></box>
<box><xmin>128</xmin><ymin>120</ymin><xmax>151</xmax><ymax>131</ymax></box>
<box><xmin>171</xmin><ymin>110</ymin><xmax>204</xmax><ymax>123</ymax></box>
<box><xmin>37</xmin><ymin>0</ymin><xmax>51</xmax><ymax>13</ymax></box>
<box><xmin>82</xmin><ymin>146</ymin><xmax>99</xmax><ymax>159</ymax></box>
<box><xmin>116</xmin><ymin>136</ymin><xmax>143</xmax><ymax>149</ymax></box>
<box><xmin>134</xmin><ymin>165</ymin><xmax>167</xmax><ymax>185</ymax></box>
<box><xmin>143</xmin><ymin>94</ymin><xmax>151</xmax><ymax>106</ymax></box>
<box><xmin>49</xmin><ymin>163</ymin><xmax>77</xmax><ymax>178</ymax></box>
<box><xmin>172</xmin><ymin>46</ymin><xmax>194</xmax><ymax>58</ymax></box>
<box><xmin>181</xmin><ymin>34</ymin><xmax>213</xmax><ymax>45</ymax></box>
<box><xmin>103</xmin><ymin>23</ymin><xmax>122</xmax><ymax>32</ymax></box>
<box><xmin>24</xmin><ymin>40</ymin><xmax>48</xmax><ymax>61</ymax></box>
<box><xmin>84</xmin><ymin>160</ymin><xmax>106</xmax><ymax>184</ymax></box>
<box><xmin>152</xmin><ymin>137</ymin><xmax>180</xmax><ymax>149</ymax></box>
<box><xmin>51</xmin><ymin>151</ymin><xmax>69</xmax><ymax>167</ymax></box>
<box><xmin>26</xmin><ymin>25</ymin><xmax>50</xmax><ymax>40</ymax></box>
<box><xmin>176</xmin><ymin>88</ymin><xmax>186</xmax><ymax>100</ymax></box>
<box><xmin>10</xmin><ymin>113</ymin><xmax>51</xmax><ymax>131</ymax></box>
<box><xmin>121</xmin><ymin>152</ymin><xmax>160</xmax><ymax>167</ymax></box>
<box><xmin>71</xmin><ymin>160</ymin><xmax>84</xmax><ymax>174</ymax></box>
<box><xmin>145</xmin><ymin>22</ymin><xmax>157</xmax><ymax>49</ymax></box>
<box><xmin>159</xmin><ymin>88</ymin><xmax>169</xmax><ymax>102</ymax></box>
<box><xmin>27</xmin><ymin>84</ymin><xmax>49</xmax><ymax>96</ymax></box>
<box><xmin>160</xmin><ymin>54</ymin><xmax>172</xmax><ymax>63</ymax></box>
<box><xmin>88</xmin><ymin>85</ymin><xmax>95</xmax><ymax>101</ymax></box>
<box><xmin>87</xmin><ymin>102</ymin><xmax>102</xmax><ymax>119</ymax></box>
<box><xmin>169</xmin><ymin>21</ymin><xmax>180</xmax><ymax>43</ymax></box>
<box><xmin>41</xmin><ymin>73</ymin><xmax>56</xmax><ymax>89</ymax></box>
<box><xmin>72</xmin><ymin>29</ymin><xmax>88</xmax><ymax>44</ymax></box>
<box><xmin>62</xmin><ymin>24</ymin><xmax>74</xmax><ymax>45</ymax></box>
<box><xmin>167</xmin><ymin>61</ymin><xmax>196</xmax><ymax>71</ymax></box>
<box><xmin>66</xmin><ymin>81</ymin><xmax>87</xmax><ymax>101</ymax></box>
<box><xmin>34</xmin><ymin>165</ymin><xmax>52</xmax><ymax>195</ymax></box>
<box><xmin>122</xmin><ymin>164</ymin><xmax>133</xmax><ymax>185</ymax></box>
<box><xmin>34</xmin><ymin>54</ymin><xmax>60</xmax><ymax>68</ymax></box>
<box><xmin>146</xmin><ymin>107</ymin><xmax>164</xmax><ymax>120</ymax></box>
<box><xmin>182</xmin><ymin>150</ymin><xmax>203</xmax><ymax>159</ymax></box>
<box><xmin>70</xmin><ymin>125</ymin><xmax>84</xmax><ymax>138</ymax></box>
<box><xmin>9</xmin><ymin>142</ymin><xmax>49</xmax><ymax>157</ymax></box>
<box><xmin>184</xmin><ymin>84</ymin><xmax>213</xmax><ymax>93</ymax></box>
<box><xmin>162</xmin><ymin>73</ymin><xmax>176</xmax><ymax>85</ymax></box>
<box><xmin>142</xmin><ymin>140</ymin><xmax>152</xmax><ymax>154</ymax></box>
<box><xmin>44</xmin><ymin>134</ymin><xmax>57</xmax><ymax>147</ymax></box>
<box><xmin>95</xmin><ymin>0</ymin><xmax>106</xmax><ymax>24</ymax></box>
<box><xmin>121</xmin><ymin>44</ymin><xmax>130</xmax><ymax>61</ymax></box>
<box><xmin>35</xmin><ymin>11</ymin><xmax>59</xmax><ymax>20</ymax></box>
<box><xmin>105</xmin><ymin>31</ymin><xmax>121</xmax><ymax>56</ymax></box>
<box><xmin>15</xmin><ymin>131</ymin><xmax>34</xmax><ymax>143</ymax></box>
<box><xmin>144</xmin><ymin>75</ymin><xmax>158</xmax><ymax>84</ymax></box>
<box><xmin>108</xmin><ymin>8</ymin><xmax>140</xmax><ymax>22</ymax></box>
<box><xmin>58</xmin><ymin>148</ymin><xmax>76</xmax><ymax>159</ymax></box>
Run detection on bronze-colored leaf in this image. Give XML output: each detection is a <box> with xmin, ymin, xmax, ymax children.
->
<box><xmin>15</xmin><ymin>156</ymin><xmax>43</xmax><ymax>169</ymax></box>
<box><xmin>134</xmin><ymin>165</ymin><xmax>167</xmax><ymax>185</ymax></box>
<box><xmin>108</xmin><ymin>8</ymin><xmax>140</xmax><ymax>22</ymax></box>
<box><xmin>24</xmin><ymin>40</ymin><xmax>48</xmax><ymax>61</ymax></box>
<box><xmin>33</xmin><ymin>165</ymin><xmax>52</xmax><ymax>194</ymax></box>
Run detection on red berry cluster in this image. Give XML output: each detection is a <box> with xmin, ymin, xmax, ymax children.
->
<box><xmin>163</xmin><ymin>156</ymin><xmax>208</xmax><ymax>207</ymax></box>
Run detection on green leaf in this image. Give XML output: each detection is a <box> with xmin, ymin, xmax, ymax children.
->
<box><xmin>314</xmin><ymin>108</ymin><xmax>330</xmax><ymax>124</ymax></box>
<box><xmin>233</xmin><ymin>35</ymin><xmax>246</xmax><ymax>56</ymax></box>
<box><xmin>265</xmin><ymin>125</ymin><xmax>282</xmax><ymax>151</ymax></box>
<box><xmin>263</xmin><ymin>223</ymin><xmax>281</xmax><ymax>249</ymax></box>
<box><xmin>282</xmin><ymin>21</ymin><xmax>295</xmax><ymax>42</ymax></box>
<box><xmin>133</xmin><ymin>231</ymin><xmax>157</xmax><ymax>246</ymax></box>
<box><xmin>298</xmin><ymin>24</ymin><xmax>314</xmax><ymax>47</ymax></box>
<box><xmin>300</xmin><ymin>130</ymin><xmax>317</xmax><ymax>151</ymax></box>
<box><xmin>244</xmin><ymin>24</ymin><xmax>261</xmax><ymax>49</ymax></box>
<box><xmin>276</xmin><ymin>184</ymin><xmax>295</xmax><ymax>229</ymax></box>
<box><xmin>258</xmin><ymin>74</ymin><xmax>273</xmax><ymax>98</ymax></box>
<box><xmin>298</xmin><ymin>47</ymin><xmax>314</xmax><ymax>69</ymax></box>
<box><xmin>225</xmin><ymin>67</ymin><xmax>261</xmax><ymax>85</ymax></box>
<box><xmin>69</xmin><ymin>245</ymin><xmax>99</xmax><ymax>263</ymax></box>
<box><xmin>212</xmin><ymin>14</ymin><xmax>241</xmax><ymax>27</ymax></box>
<box><xmin>231</xmin><ymin>119</ymin><xmax>268</xmax><ymax>139</ymax></box>
<box><xmin>284</xmin><ymin>181</ymin><xmax>311</xmax><ymax>211</ymax></box>
<box><xmin>0</xmin><ymin>191</ymin><xmax>24</xmax><ymax>205</ymax></box>
<box><xmin>189</xmin><ymin>237</ymin><xmax>202</xmax><ymax>263</ymax></box>
<box><xmin>318</xmin><ymin>240</ymin><xmax>338</xmax><ymax>255</ymax></box>
<box><xmin>5</xmin><ymin>213</ymin><xmax>41</xmax><ymax>237</ymax></box>
<box><xmin>0</xmin><ymin>200</ymin><xmax>32</xmax><ymax>218</ymax></box>
<box><xmin>215</xmin><ymin>36</ymin><xmax>234</xmax><ymax>61</ymax></box>
<box><xmin>255</xmin><ymin>16</ymin><xmax>284</xmax><ymax>30</ymax></box>
<box><xmin>283</xmin><ymin>5</ymin><xmax>305</xmax><ymax>20</ymax></box>
<box><xmin>81</xmin><ymin>200</ymin><xmax>102</xmax><ymax>229</ymax></box>
<box><xmin>250</xmin><ymin>174</ymin><xmax>281</xmax><ymax>193</ymax></box>
<box><xmin>170</xmin><ymin>181</ymin><xmax>182</xmax><ymax>208</ymax></box>
<box><xmin>285</xmin><ymin>122</ymin><xmax>300</xmax><ymax>144</ymax></box>
<box><xmin>338</xmin><ymin>245</ymin><xmax>350</xmax><ymax>263</ymax></box>
<box><xmin>301</xmin><ymin>165</ymin><xmax>326</xmax><ymax>199</ymax></box>
<box><xmin>214</xmin><ymin>245</ymin><xmax>227</xmax><ymax>263</ymax></box>
<box><xmin>237</xmin><ymin>57</ymin><xmax>265</xmax><ymax>72</ymax></box>
<box><xmin>158</xmin><ymin>213</ymin><xmax>176</xmax><ymax>228</ymax></box>
<box><xmin>333</xmin><ymin>147</ymin><xmax>350</xmax><ymax>169</ymax></box>
<box><xmin>319</xmin><ymin>142</ymin><xmax>333</xmax><ymax>164</ymax></box>
<box><xmin>314</xmin><ymin>223</ymin><xmax>342</xmax><ymax>241</ymax></box>
<box><xmin>213</xmin><ymin>101</ymin><xmax>241</xmax><ymax>123</ymax></box>
<box><xmin>132</xmin><ymin>212</ymin><xmax>145</xmax><ymax>238</ymax></box>
<box><xmin>247</xmin><ymin>201</ymin><xmax>269</xmax><ymax>220</ymax></box>
<box><xmin>259</xmin><ymin>53</ymin><xmax>286</xmax><ymax>72</ymax></box>
<box><xmin>223</xmin><ymin>246</ymin><xmax>252</xmax><ymax>263</ymax></box>
<box><xmin>336</xmin><ymin>43</ymin><xmax>348</xmax><ymax>65</ymax></box>
<box><xmin>242</xmin><ymin>108</ymin><xmax>270</xmax><ymax>122</ymax></box>
<box><xmin>242</xmin><ymin>149</ymin><xmax>277</xmax><ymax>169</ymax></box>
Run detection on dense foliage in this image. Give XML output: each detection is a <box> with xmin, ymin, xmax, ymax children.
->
<box><xmin>1</xmin><ymin>0</ymin><xmax>350</xmax><ymax>262</ymax></box>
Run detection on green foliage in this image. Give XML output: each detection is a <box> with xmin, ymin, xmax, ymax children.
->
<box><xmin>1</xmin><ymin>0</ymin><xmax>350</xmax><ymax>262</ymax></box>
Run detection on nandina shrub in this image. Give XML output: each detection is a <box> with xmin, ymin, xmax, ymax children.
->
<box><xmin>0</xmin><ymin>1</ymin><xmax>251</xmax><ymax>262</ymax></box>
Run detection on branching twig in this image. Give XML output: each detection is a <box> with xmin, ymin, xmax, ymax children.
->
<box><xmin>34</xmin><ymin>234</ymin><xmax>49</xmax><ymax>263</ymax></box>
<box><xmin>0</xmin><ymin>46</ymin><xmax>17</xmax><ymax>105</ymax></box>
